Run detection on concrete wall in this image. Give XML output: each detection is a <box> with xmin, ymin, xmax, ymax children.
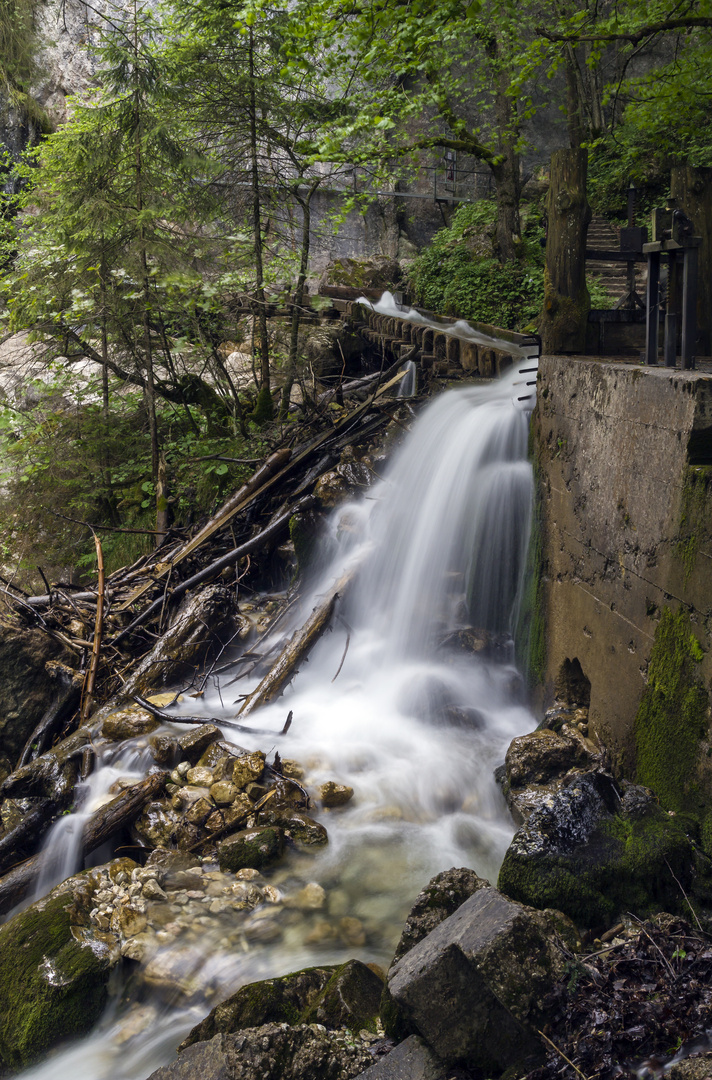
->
<box><xmin>533</xmin><ymin>356</ymin><xmax>712</xmax><ymax>779</ymax></box>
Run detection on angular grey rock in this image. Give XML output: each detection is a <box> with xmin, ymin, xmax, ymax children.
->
<box><xmin>355</xmin><ymin>1036</ymin><xmax>447</xmax><ymax>1080</ymax></box>
<box><xmin>147</xmin><ymin>1025</ymin><xmax>373</xmax><ymax>1080</ymax></box>
<box><xmin>388</xmin><ymin>887</ymin><xmax>572</xmax><ymax>1072</ymax></box>
<box><xmin>380</xmin><ymin>866</ymin><xmax>489</xmax><ymax>1040</ymax></box>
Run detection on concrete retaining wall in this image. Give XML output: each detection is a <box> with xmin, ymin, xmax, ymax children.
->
<box><xmin>533</xmin><ymin>356</ymin><xmax>712</xmax><ymax>779</ymax></box>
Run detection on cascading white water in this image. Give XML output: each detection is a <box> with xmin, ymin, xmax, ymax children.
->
<box><xmin>16</xmin><ymin>365</ymin><xmax>537</xmax><ymax>1080</ymax></box>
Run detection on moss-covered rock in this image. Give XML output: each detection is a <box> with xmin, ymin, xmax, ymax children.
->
<box><xmin>218</xmin><ymin>826</ymin><xmax>285</xmax><ymax>872</ymax></box>
<box><xmin>634</xmin><ymin>607</ymin><xmax>709</xmax><ymax>816</ymax></box>
<box><xmin>180</xmin><ymin>960</ymin><xmax>382</xmax><ymax>1051</ymax></box>
<box><xmin>0</xmin><ymin>875</ymin><xmax>119</xmax><ymax>1071</ymax></box>
<box><xmin>257</xmin><ymin>806</ymin><xmax>328</xmax><ymax>847</ymax></box>
<box><xmin>498</xmin><ymin>773</ymin><xmax>695</xmax><ymax>929</ymax></box>
<box><xmin>301</xmin><ymin>960</ymin><xmax>383</xmax><ymax>1033</ymax></box>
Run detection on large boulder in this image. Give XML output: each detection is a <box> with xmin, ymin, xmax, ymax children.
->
<box><xmin>380</xmin><ymin>867</ymin><xmax>489</xmax><ymax>1040</ymax></box>
<box><xmin>181</xmin><ymin>961</ymin><xmax>383</xmax><ymax>1050</ymax></box>
<box><xmin>319</xmin><ymin>257</ymin><xmax>402</xmax><ymax>293</ymax></box>
<box><xmin>501</xmin><ymin>720</ymin><xmax>602</xmax><ymax>826</ymax></box>
<box><xmin>387</xmin><ymin>886</ymin><xmax>576</xmax><ymax>1074</ymax></box>
<box><xmin>0</xmin><ymin>873</ymin><xmax>120</xmax><ymax>1071</ymax></box>
<box><xmin>498</xmin><ymin>772</ymin><xmax>696</xmax><ymax>929</ymax></box>
<box><xmin>146</xmin><ymin>1024</ymin><xmax>373</xmax><ymax>1080</ymax></box>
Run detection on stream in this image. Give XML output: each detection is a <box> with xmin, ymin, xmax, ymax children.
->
<box><xmin>17</xmin><ymin>360</ymin><xmax>537</xmax><ymax>1080</ymax></box>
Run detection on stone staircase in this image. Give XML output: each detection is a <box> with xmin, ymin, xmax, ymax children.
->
<box><xmin>587</xmin><ymin>216</ymin><xmax>645</xmax><ymax>305</ymax></box>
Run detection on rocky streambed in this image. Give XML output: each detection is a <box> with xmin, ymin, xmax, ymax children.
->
<box><xmin>3</xmin><ymin>691</ymin><xmax>712</xmax><ymax>1080</ymax></box>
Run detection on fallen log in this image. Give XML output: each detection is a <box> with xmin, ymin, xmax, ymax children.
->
<box><xmin>17</xmin><ymin>664</ymin><xmax>84</xmax><ymax>768</ymax></box>
<box><xmin>115</xmin><ymin>448</ymin><xmax>292</xmax><ymax>612</ymax></box>
<box><xmin>317</xmin><ymin>348</ymin><xmax>418</xmax><ymax>408</ymax></box>
<box><xmin>0</xmin><ymin>799</ymin><xmax>57</xmax><ymax>877</ymax></box>
<box><xmin>113</xmin><ymin>495</ymin><xmax>317</xmax><ymax>647</ymax></box>
<box><xmin>2</xmin><ymin>729</ymin><xmax>91</xmax><ymax>801</ymax></box>
<box><xmin>238</xmin><ymin>570</ymin><xmax>352</xmax><ymax>716</ymax></box>
<box><xmin>0</xmin><ymin>771</ymin><xmax>166</xmax><ymax>915</ymax></box>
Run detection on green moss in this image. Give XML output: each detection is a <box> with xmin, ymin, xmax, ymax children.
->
<box><xmin>498</xmin><ymin>805</ymin><xmax>693</xmax><ymax>929</ymax></box>
<box><xmin>217</xmin><ymin>826</ymin><xmax>285</xmax><ymax>872</ymax></box>
<box><xmin>0</xmin><ymin>888</ymin><xmax>113</xmax><ymax>1071</ymax></box>
<box><xmin>634</xmin><ymin>607</ymin><xmax>708</xmax><ymax>814</ymax></box>
<box><xmin>250</xmin><ymin>385</ymin><xmax>274</xmax><ymax>424</ymax></box>
<box><xmin>675</xmin><ymin>467</ymin><xmax>712</xmax><ymax>584</ymax></box>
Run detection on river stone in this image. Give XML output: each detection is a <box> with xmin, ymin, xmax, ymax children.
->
<box><xmin>230</xmin><ymin>752</ymin><xmax>266</xmax><ymax>789</ymax></box>
<box><xmin>148</xmin><ymin>1024</ymin><xmax>373</xmax><ymax>1080</ymax></box>
<box><xmin>258</xmin><ymin>806</ymin><xmax>328</xmax><ymax>846</ymax></box>
<box><xmin>218</xmin><ymin>827</ymin><xmax>285</xmax><ymax>872</ymax></box>
<box><xmin>504</xmin><ymin>727</ymin><xmax>594</xmax><ymax>787</ymax></box>
<box><xmin>211</xmin><ymin>780</ymin><xmax>238</xmax><ymax>806</ymax></box>
<box><xmin>186</xmin><ymin>765</ymin><xmax>214</xmax><ymax>786</ymax></box>
<box><xmin>355</xmin><ymin>1035</ymin><xmax>447</xmax><ymax>1080</ymax></box>
<box><xmin>498</xmin><ymin>773</ymin><xmax>695</xmax><ymax>929</ymax></box>
<box><xmin>319</xmin><ymin>782</ymin><xmax>354</xmax><ymax>808</ymax></box>
<box><xmin>150</xmin><ymin>734</ymin><xmax>179</xmax><ymax>766</ymax></box>
<box><xmin>179</xmin><ymin>725</ymin><xmax>223</xmax><ymax>764</ymax></box>
<box><xmin>387</xmin><ymin>887</ymin><xmax>572</xmax><ymax>1073</ymax></box>
<box><xmin>181</xmin><ymin>961</ymin><xmax>382</xmax><ymax>1050</ymax></box>
<box><xmin>102</xmin><ymin>703</ymin><xmax>160</xmax><ymax>741</ymax></box>
<box><xmin>132</xmin><ymin>799</ymin><xmax>182</xmax><ymax>848</ymax></box>
<box><xmin>0</xmin><ymin>874</ymin><xmax>119</xmax><ymax>1071</ymax></box>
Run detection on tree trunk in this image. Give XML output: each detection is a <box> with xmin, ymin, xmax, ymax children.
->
<box><xmin>133</xmin><ymin>5</ymin><xmax>159</xmax><ymax>481</ymax></box>
<box><xmin>249</xmin><ymin>28</ymin><xmax>271</xmax><ymax>409</ymax></box>
<box><xmin>540</xmin><ymin>148</ymin><xmax>591</xmax><ymax>354</ymax></box>
<box><xmin>490</xmin><ymin>41</ymin><xmax>521</xmax><ymax>263</ymax></box>
<box><xmin>670</xmin><ymin>166</ymin><xmax>712</xmax><ymax>356</ymax></box>
<box><xmin>280</xmin><ymin>181</ymin><xmax>317</xmax><ymax>418</ymax></box>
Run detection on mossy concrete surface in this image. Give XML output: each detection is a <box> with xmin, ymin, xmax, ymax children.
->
<box><xmin>533</xmin><ymin>358</ymin><xmax>712</xmax><ymax>806</ymax></box>
<box><xmin>0</xmin><ymin>876</ymin><xmax>118</xmax><ymax>1071</ymax></box>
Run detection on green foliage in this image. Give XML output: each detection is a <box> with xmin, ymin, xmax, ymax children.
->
<box><xmin>0</xmin><ymin>368</ymin><xmax>268</xmax><ymax>586</ymax></box>
<box><xmin>634</xmin><ymin>607</ymin><xmax>709</xmax><ymax>815</ymax></box>
<box><xmin>408</xmin><ymin>201</ymin><xmax>544</xmax><ymax>330</ymax></box>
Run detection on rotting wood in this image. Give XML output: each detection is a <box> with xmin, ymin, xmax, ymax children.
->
<box><xmin>0</xmin><ymin>771</ymin><xmax>166</xmax><ymax>915</ymax></box>
<box><xmin>18</xmin><ymin>665</ymin><xmax>83</xmax><ymax>768</ymax></box>
<box><xmin>80</xmin><ymin>532</ymin><xmax>105</xmax><ymax>724</ymax></box>
<box><xmin>112</xmin><ymin>494</ymin><xmax>316</xmax><ymax>646</ymax></box>
<box><xmin>238</xmin><ymin>570</ymin><xmax>352</xmax><ymax>716</ymax></box>
<box><xmin>0</xmin><ymin>799</ymin><xmax>58</xmax><ymax>877</ymax></box>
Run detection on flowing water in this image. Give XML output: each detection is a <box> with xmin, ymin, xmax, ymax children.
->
<box><xmin>17</xmin><ymin>360</ymin><xmax>537</xmax><ymax>1080</ymax></box>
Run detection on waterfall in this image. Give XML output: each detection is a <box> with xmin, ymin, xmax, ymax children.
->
<box><xmin>16</xmin><ymin>363</ymin><xmax>537</xmax><ymax>1080</ymax></box>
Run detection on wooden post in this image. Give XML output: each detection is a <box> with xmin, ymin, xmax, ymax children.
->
<box><xmin>681</xmin><ymin>244</ymin><xmax>699</xmax><ymax>369</ymax></box>
<box><xmin>671</xmin><ymin>166</ymin><xmax>712</xmax><ymax>355</ymax></box>
<box><xmin>541</xmin><ymin>149</ymin><xmax>592</xmax><ymax>354</ymax></box>
<box><xmin>645</xmin><ymin>251</ymin><xmax>660</xmax><ymax>365</ymax></box>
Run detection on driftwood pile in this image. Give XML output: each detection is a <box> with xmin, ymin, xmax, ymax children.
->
<box><xmin>0</xmin><ymin>361</ymin><xmax>421</xmax><ymax>912</ymax></box>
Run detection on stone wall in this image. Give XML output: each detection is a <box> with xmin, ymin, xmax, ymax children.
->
<box><xmin>533</xmin><ymin>356</ymin><xmax>712</xmax><ymax>804</ymax></box>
